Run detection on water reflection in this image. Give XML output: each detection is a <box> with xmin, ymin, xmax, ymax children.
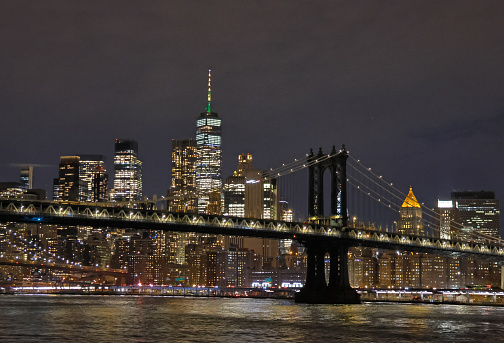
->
<box><xmin>0</xmin><ymin>296</ymin><xmax>504</xmax><ymax>342</ymax></box>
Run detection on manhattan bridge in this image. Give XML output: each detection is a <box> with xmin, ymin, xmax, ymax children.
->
<box><xmin>0</xmin><ymin>145</ymin><xmax>502</xmax><ymax>303</ymax></box>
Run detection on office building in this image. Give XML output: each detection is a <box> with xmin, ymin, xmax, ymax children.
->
<box><xmin>20</xmin><ymin>166</ymin><xmax>33</xmax><ymax>190</ymax></box>
<box><xmin>168</xmin><ymin>139</ymin><xmax>198</xmax><ymax>213</ymax></box>
<box><xmin>223</xmin><ymin>154</ymin><xmax>253</xmax><ymax>217</ymax></box>
<box><xmin>451</xmin><ymin>191</ymin><xmax>500</xmax><ymax>239</ymax></box>
<box><xmin>111</xmin><ymin>139</ymin><xmax>143</xmax><ymax>202</ymax></box>
<box><xmin>397</xmin><ymin>187</ymin><xmax>424</xmax><ymax>236</ymax></box>
<box><xmin>53</xmin><ymin>156</ymin><xmax>84</xmax><ymax>201</ymax></box>
<box><xmin>436</xmin><ymin>200</ymin><xmax>457</xmax><ymax>240</ymax></box>
<box><xmin>78</xmin><ymin>155</ymin><xmax>108</xmax><ymax>202</ymax></box>
<box><xmin>196</xmin><ymin>70</ymin><xmax>222</xmax><ymax>213</ymax></box>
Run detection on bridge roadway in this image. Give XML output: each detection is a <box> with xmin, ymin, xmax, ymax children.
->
<box><xmin>1</xmin><ymin>199</ymin><xmax>504</xmax><ymax>261</ymax></box>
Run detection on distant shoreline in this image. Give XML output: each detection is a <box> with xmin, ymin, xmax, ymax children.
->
<box><xmin>362</xmin><ymin>298</ymin><xmax>504</xmax><ymax>307</ymax></box>
<box><xmin>3</xmin><ymin>290</ymin><xmax>504</xmax><ymax>306</ymax></box>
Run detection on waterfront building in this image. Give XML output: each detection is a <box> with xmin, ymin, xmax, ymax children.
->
<box><xmin>185</xmin><ymin>236</ymin><xmax>222</xmax><ymax>286</ymax></box>
<box><xmin>420</xmin><ymin>255</ymin><xmax>447</xmax><ymax>289</ymax></box>
<box><xmin>110</xmin><ymin>237</ymin><xmax>131</xmax><ymax>270</ymax></box>
<box><xmin>196</xmin><ymin>70</ymin><xmax>222</xmax><ymax>213</ymax></box>
<box><xmin>446</xmin><ymin>257</ymin><xmax>463</xmax><ymax>289</ymax></box>
<box><xmin>397</xmin><ymin>187</ymin><xmax>424</xmax><ymax>236</ymax></box>
<box><xmin>377</xmin><ymin>253</ymin><xmax>396</xmax><ymax>288</ymax></box>
<box><xmin>348</xmin><ymin>252</ymin><xmax>378</xmax><ymax>289</ymax></box>
<box><xmin>127</xmin><ymin>255</ymin><xmax>171</xmax><ymax>286</ymax></box>
<box><xmin>111</xmin><ymin>139</ymin><xmax>143</xmax><ymax>202</ymax></box>
<box><xmin>216</xmin><ymin>247</ymin><xmax>257</xmax><ymax>288</ymax></box>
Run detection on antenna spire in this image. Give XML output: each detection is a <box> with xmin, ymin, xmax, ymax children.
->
<box><xmin>207</xmin><ymin>69</ymin><xmax>211</xmax><ymax>114</ymax></box>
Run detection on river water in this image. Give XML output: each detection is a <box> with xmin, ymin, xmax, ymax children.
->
<box><xmin>0</xmin><ymin>295</ymin><xmax>503</xmax><ymax>342</ymax></box>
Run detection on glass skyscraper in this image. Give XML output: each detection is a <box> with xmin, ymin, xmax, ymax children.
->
<box><xmin>78</xmin><ymin>155</ymin><xmax>108</xmax><ymax>202</ymax></box>
<box><xmin>451</xmin><ymin>191</ymin><xmax>500</xmax><ymax>239</ymax></box>
<box><xmin>53</xmin><ymin>156</ymin><xmax>82</xmax><ymax>201</ymax></box>
<box><xmin>168</xmin><ymin>139</ymin><xmax>198</xmax><ymax>213</ymax></box>
<box><xmin>111</xmin><ymin>139</ymin><xmax>143</xmax><ymax>202</ymax></box>
<box><xmin>196</xmin><ymin>70</ymin><xmax>222</xmax><ymax>213</ymax></box>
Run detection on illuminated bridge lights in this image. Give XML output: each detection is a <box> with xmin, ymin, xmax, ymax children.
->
<box><xmin>2</xmin><ymin>199</ymin><xmax>504</xmax><ymax>259</ymax></box>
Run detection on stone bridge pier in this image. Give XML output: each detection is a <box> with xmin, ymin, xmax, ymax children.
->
<box><xmin>295</xmin><ymin>242</ymin><xmax>360</xmax><ymax>304</ymax></box>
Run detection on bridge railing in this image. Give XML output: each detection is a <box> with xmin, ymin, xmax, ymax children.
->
<box><xmin>1</xmin><ymin>199</ymin><xmax>504</xmax><ymax>260</ymax></box>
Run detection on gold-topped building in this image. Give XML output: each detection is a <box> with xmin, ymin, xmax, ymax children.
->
<box><xmin>397</xmin><ymin>187</ymin><xmax>424</xmax><ymax>236</ymax></box>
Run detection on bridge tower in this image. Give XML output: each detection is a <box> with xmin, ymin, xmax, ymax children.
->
<box><xmin>307</xmin><ymin>145</ymin><xmax>348</xmax><ymax>226</ymax></box>
<box><xmin>296</xmin><ymin>145</ymin><xmax>360</xmax><ymax>304</ymax></box>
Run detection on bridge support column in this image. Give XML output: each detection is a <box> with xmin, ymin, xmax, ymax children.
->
<box><xmin>295</xmin><ymin>243</ymin><xmax>360</xmax><ymax>304</ymax></box>
<box><xmin>327</xmin><ymin>245</ymin><xmax>360</xmax><ymax>303</ymax></box>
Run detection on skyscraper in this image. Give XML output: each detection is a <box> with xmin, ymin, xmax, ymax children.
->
<box><xmin>168</xmin><ymin>139</ymin><xmax>198</xmax><ymax>213</ymax></box>
<box><xmin>196</xmin><ymin>70</ymin><xmax>222</xmax><ymax>213</ymax></box>
<box><xmin>451</xmin><ymin>191</ymin><xmax>500</xmax><ymax>239</ymax></box>
<box><xmin>53</xmin><ymin>156</ymin><xmax>83</xmax><ymax>201</ymax></box>
<box><xmin>223</xmin><ymin>154</ymin><xmax>253</xmax><ymax>217</ymax></box>
<box><xmin>20</xmin><ymin>166</ymin><xmax>33</xmax><ymax>190</ymax></box>
<box><xmin>111</xmin><ymin>139</ymin><xmax>143</xmax><ymax>202</ymax></box>
<box><xmin>436</xmin><ymin>200</ymin><xmax>456</xmax><ymax>240</ymax></box>
<box><xmin>397</xmin><ymin>187</ymin><xmax>424</xmax><ymax>236</ymax></box>
<box><xmin>78</xmin><ymin>155</ymin><xmax>108</xmax><ymax>202</ymax></box>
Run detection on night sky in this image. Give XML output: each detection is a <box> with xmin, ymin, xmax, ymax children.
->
<box><xmin>1</xmin><ymin>1</ymin><xmax>503</xmax><ymax>223</ymax></box>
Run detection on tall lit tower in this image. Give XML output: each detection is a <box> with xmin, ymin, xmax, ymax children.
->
<box><xmin>397</xmin><ymin>187</ymin><xmax>424</xmax><ymax>236</ymax></box>
<box><xmin>78</xmin><ymin>155</ymin><xmax>108</xmax><ymax>202</ymax></box>
<box><xmin>53</xmin><ymin>156</ymin><xmax>83</xmax><ymax>201</ymax></box>
<box><xmin>451</xmin><ymin>191</ymin><xmax>500</xmax><ymax>239</ymax></box>
<box><xmin>168</xmin><ymin>139</ymin><xmax>198</xmax><ymax>213</ymax></box>
<box><xmin>196</xmin><ymin>70</ymin><xmax>222</xmax><ymax>213</ymax></box>
<box><xmin>111</xmin><ymin>139</ymin><xmax>143</xmax><ymax>202</ymax></box>
<box><xmin>20</xmin><ymin>166</ymin><xmax>33</xmax><ymax>190</ymax></box>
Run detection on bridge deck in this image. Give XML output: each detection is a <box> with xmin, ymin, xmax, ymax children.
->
<box><xmin>1</xmin><ymin>199</ymin><xmax>503</xmax><ymax>261</ymax></box>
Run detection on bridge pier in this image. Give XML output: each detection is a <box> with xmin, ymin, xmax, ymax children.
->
<box><xmin>295</xmin><ymin>243</ymin><xmax>360</xmax><ymax>304</ymax></box>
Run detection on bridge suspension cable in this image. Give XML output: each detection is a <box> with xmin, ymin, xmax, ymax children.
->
<box><xmin>263</xmin><ymin>148</ymin><xmax>346</xmax><ymax>180</ymax></box>
<box><xmin>347</xmin><ymin>156</ymin><xmax>503</xmax><ymax>245</ymax></box>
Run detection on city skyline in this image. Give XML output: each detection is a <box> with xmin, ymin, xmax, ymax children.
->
<box><xmin>1</xmin><ymin>1</ymin><xmax>503</xmax><ymax>219</ymax></box>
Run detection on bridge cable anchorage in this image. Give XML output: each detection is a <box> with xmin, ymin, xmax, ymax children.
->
<box><xmin>347</xmin><ymin>156</ymin><xmax>503</xmax><ymax>246</ymax></box>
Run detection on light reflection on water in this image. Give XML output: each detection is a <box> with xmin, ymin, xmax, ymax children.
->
<box><xmin>0</xmin><ymin>295</ymin><xmax>503</xmax><ymax>342</ymax></box>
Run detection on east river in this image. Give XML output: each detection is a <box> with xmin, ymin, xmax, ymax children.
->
<box><xmin>0</xmin><ymin>295</ymin><xmax>503</xmax><ymax>342</ymax></box>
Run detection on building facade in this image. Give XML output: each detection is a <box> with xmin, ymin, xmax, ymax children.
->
<box><xmin>196</xmin><ymin>70</ymin><xmax>222</xmax><ymax>213</ymax></box>
<box><xmin>111</xmin><ymin>139</ymin><xmax>143</xmax><ymax>202</ymax></box>
<box><xmin>223</xmin><ymin>154</ymin><xmax>253</xmax><ymax>217</ymax></box>
<box><xmin>78</xmin><ymin>155</ymin><xmax>108</xmax><ymax>202</ymax></box>
<box><xmin>53</xmin><ymin>156</ymin><xmax>84</xmax><ymax>201</ymax></box>
<box><xmin>397</xmin><ymin>187</ymin><xmax>424</xmax><ymax>236</ymax></box>
<box><xmin>451</xmin><ymin>191</ymin><xmax>500</xmax><ymax>239</ymax></box>
<box><xmin>168</xmin><ymin>139</ymin><xmax>198</xmax><ymax>213</ymax></box>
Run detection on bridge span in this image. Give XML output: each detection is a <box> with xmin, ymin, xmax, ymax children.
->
<box><xmin>1</xmin><ymin>199</ymin><xmax>503</xmax><ymax>260</ymax></box>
